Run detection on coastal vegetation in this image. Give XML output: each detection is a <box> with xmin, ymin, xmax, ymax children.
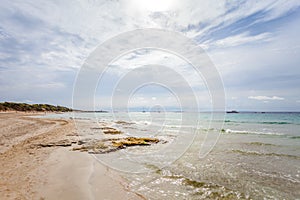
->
<box><xmin>0</xmin><ymin>102</ymin><xmax>72</xmax><ymax>112</ymax></box>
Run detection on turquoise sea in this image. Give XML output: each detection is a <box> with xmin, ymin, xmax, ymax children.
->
<box><xmin>42</xmin><ymin>112</ymin><xmax>300</xmax><ymax>199</ymax></box>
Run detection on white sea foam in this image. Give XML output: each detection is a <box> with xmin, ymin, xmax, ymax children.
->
<box><xmin>224</xmin><ymin>129</ymin><xmax>285</xmax><ymax>136</ymax></box>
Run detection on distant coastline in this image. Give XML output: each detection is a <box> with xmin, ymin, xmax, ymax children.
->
<box><xmin>75</xmin><ymin>110</ymin><xmax>108</xmax><ymax>113</ymax></box>
<box><xmin>0</xmin><ymin>102</ymin><xmax>72</xmax><ymax>112</ymax></box>
<box><xmin>1</xmin><ymin>102</ymin><xmax>299</xmax><ymax>113</ymax></box>
<box><xmin>0</xmin><ymin>102</ymin><xmax>111</xmax><ymax>113</ymax></box>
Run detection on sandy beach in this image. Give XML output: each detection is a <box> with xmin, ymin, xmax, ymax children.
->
<box><xmin>0</xmin><ymin>112</ymin><xmax>144</xmax><ymax>200</ymax></box>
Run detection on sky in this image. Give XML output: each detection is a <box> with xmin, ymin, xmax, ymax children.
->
<box><xmin>1</xmin><ymin>0</ymin><xmax>300</xmax><ymax>111</ymax></box>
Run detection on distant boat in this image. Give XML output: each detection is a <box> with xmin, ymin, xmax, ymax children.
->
<box><xmin>226</xmin><ymin>110</ymin><xmax>239</xmax><ymax>113</ymax></box>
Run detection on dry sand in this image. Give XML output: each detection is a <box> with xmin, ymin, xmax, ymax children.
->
<box><xmin>0</xmin><ymin>112</ymin><xmax>144</xmax><ymax>200</ymax></box>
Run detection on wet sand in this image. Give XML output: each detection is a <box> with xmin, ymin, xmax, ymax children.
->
<box><xmin>0</xmin><ymin>112</ymin><xmax>144</xmax><ymax>200</ymax></box>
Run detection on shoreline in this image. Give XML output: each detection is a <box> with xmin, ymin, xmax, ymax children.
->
<box><xmin>2</xmin><ymin>112</ymin><xmax>298</xmax><ymax>199</ymax></box>
<box><xmin>0</xmin><ymin>112</ymin><xmax>144</xmax><ymax>199</ymax></box>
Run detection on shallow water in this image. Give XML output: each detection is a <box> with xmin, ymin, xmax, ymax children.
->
<box><xmin>42</xmin><ymin>112</ymin><xmax>300</xmax><ymax>199</ymax></box>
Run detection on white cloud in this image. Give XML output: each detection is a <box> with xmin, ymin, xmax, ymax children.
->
<box><xmin>107</xmin><ymin>49</ymin><xmax>207</xmax><ymax>89</ymax></box>
<box><xmin>183</xmin><ymin>0</ymin><xmax>300</xmax><ymax>38</ymax></box>
<box><xmin>248</xmin><ymin>96</ymin><xmax>285</xmax><ymax>101</ymax></box>
<box><xmin>127</xmin><ymin>0</ymin><xmax>178</xmax><ymax>12</ymax></box>
<box><xmin>209</xmin><ymin>15</ymin><xmax>300</xmax><ymax>84</ymax></box>
<box><xmin>214</xmin><ymin>32</ymin><xmax>272</xmax><ymax>48</ymax></box>
<box><xmin>0</xmin><ymin>52</ymin><xmax>11</xmax><ymax>60</ymax></box>
<box><xmin>35</xmin><ymin>83</ymin><xmax>66</xmax><ymax>89</ymax></box>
